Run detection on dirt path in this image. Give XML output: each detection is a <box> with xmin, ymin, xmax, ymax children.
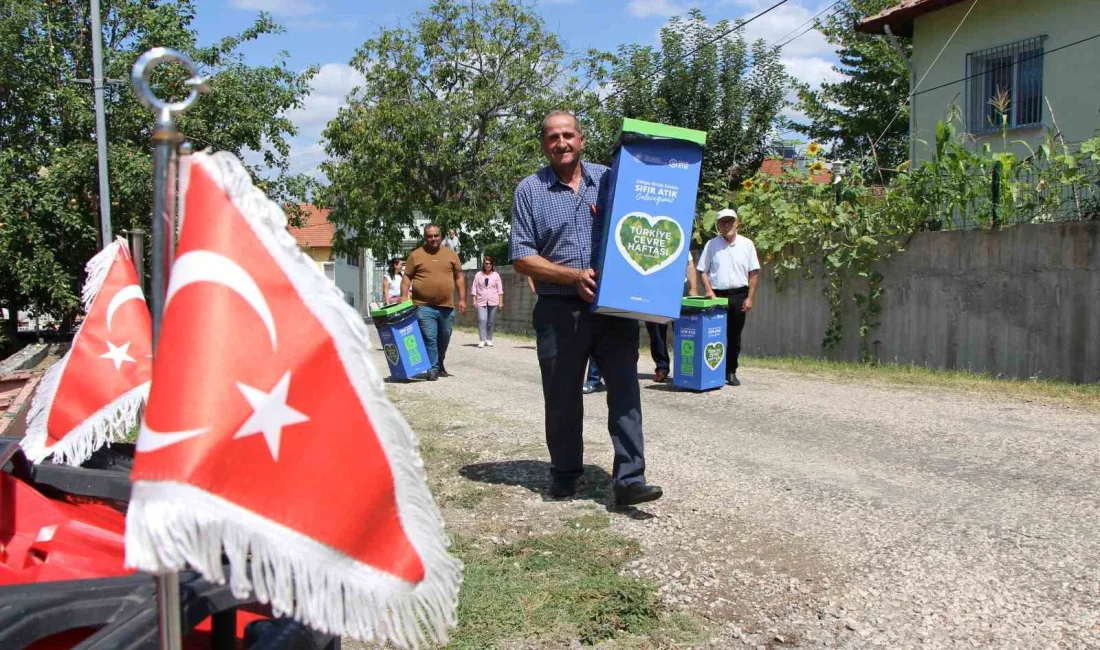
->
<box><xmin>377</xmin><ymin>329</ymin><xmax>1100</xmax><ymax>649</ymax></box>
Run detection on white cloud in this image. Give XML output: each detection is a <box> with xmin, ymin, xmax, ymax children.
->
<box><xmin>229</xmin><ymin>0</ymin><xmax>321</xmax><ymax>16</ymax></box>
<box><xmin>286</xmin><ymin>63</ymin><xmax>366</xmax><ymax>140</ymax></box>
<box><xmin>735</xmin><ymin>1</ymin><xmax>836</xmax><ymax>59</ymax></box>
<box><xmin>280</xmin><ymin>63</ymin><xmax>366</xmax><ymax>184</ymax></box>
<box><xmin>782</xmin><ymin>55</ymin><xmax>844</xmax><ymax>91</ymax></box>
<box><xmin>628</xmin><ymin>0</ymin><xmax>688</xmax><ymax>19</ymax></box>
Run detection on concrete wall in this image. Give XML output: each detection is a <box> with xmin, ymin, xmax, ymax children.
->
<box><xmin>911</xmin><ymin>0</ymin><xmax>1100</xmax><ymax>161</ymax></box>
<box><xmin>458</xmin><ymin>222</ymin><xmax>1100</xmax><ymax>383</ymax></box>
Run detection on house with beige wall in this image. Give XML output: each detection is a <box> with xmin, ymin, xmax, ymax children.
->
<box><xmin>287</xmin><ymin>204</ymin><xmax>375</xmax><ymax>314</ymax></box>
<box><xmin>859</xmin><ymin>0</ymin><xmax>1100</xmax><ymax>162</ymax></box>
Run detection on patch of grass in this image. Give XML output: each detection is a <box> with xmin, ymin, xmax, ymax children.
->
<box><xmin>446</xmin><ymin>530</ymin><xmax>663</xmax><ymax>649</ymax></box>
<box><xmin>419</xmin><ymin>438</ymin><xmax>478</xmax><ymax>467</ymax></box>
<box><xmin>440</xmin><ymin>485</ymin><xmax>489</xmax><ymax>510</ymax></box>
<box><xmin>745</xmin><ymin>355</ymin><xmax>1100</xmax><ymax>410</ymax></box>
<box><xmin>567</xmin><ymin>513</ymin><xmax>611</xmax><ymax>531</ymax></box>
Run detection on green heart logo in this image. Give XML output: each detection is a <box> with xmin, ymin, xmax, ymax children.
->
<box><xmin>615</xmin><ymin>212</ymin><xmax>685</xmax><ymax>276</ymax></box>
<box><xmin>383</xmin><ymin>343</ymin><xmax>400</xmax><ymax>366</ymax></box>
<box><xmin>704</xmin><ymin>342</ymin><xmax>725</xmax><ymax>370</ymax></box>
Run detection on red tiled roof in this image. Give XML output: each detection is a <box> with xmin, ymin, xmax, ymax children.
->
<box><xmin>287</xmin><ymin>204</ymin><xmax>334</xmax><ymax>249</ymax></box>
<box><xmin>856</xmin><ymin>0</ymin><xmax>971</xmax><ymax>37</ymax></box>
<box><xmin>759</xmin><ymin>158</ymin><xmax>832</xmax><ymax>184</ymax></box>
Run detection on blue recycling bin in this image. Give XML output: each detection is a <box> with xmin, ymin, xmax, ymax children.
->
<box><xmin>370</xmin><ymin>300</ymin><xmax>431</xmax><ymax>381</ymax></box>
<box><xmin>672</xmin><ymin>297</ymin><xmax>728</xmax><ymax>391</ymax></box>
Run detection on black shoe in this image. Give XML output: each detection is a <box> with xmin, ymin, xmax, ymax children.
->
<box><xmin>426</xmin><ymin>369</ymin><xmax>439</xmax><ymax>381</ymax></box>
<box><xmin>614</xmin><ymin>483</ymin><xmax>663</xmax><ymax>507</ymax></box>
<box><xmin>549</xmin><ymin>481</ymin><xmax>576</xmax><ymax>499</ymax></box>
<box><xmin>438</xmin><ymin>367</ymin><xmax>451</xmax><ymax>378</ymax></box>
<box><xmin>726</xmin><ymin>373</ymin><xmax>740</xmax><ymax>386</ymax></box>
<box><xmin>653</xmin><ymin>368</ymin><xmax>669</xmax><ymax>383</ymax></box>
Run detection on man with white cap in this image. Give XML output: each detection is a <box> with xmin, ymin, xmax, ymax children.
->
<box><xmin>697</xmin><ymin>207</ymin><xmax>761</xmax><ymax>386</ymax></box>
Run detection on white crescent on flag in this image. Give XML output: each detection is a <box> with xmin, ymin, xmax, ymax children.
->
<box><xmin>166</xmin><ymin>250</ymin><xmax>278</xmax><ymax>349</ymax></box>
<box><xmin>105</xmin><ymin>285</ymin><xmax>146</xmax><ymax>332</ymax></box>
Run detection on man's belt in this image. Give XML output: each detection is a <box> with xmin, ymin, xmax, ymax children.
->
<box><xmin>712</xmin><ymin>287</ymin><xmax>749</xmax><ymax>296</ymax></box>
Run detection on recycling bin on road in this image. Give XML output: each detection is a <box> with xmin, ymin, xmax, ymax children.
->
<box><xmin>672</xmin><ymin>296</ymin><xmax>728</xmax><ymax>392</ymax></box>
<box><xmin>370</xmin><ymin>300</ymin><xmax>431</xmax><ymax>381</ymax></box>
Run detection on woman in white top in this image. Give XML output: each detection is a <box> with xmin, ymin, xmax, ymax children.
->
<box><xmin>382</xmin><ymin>257</ymin><xmax>404</xmax><ymax>305</ymax></box>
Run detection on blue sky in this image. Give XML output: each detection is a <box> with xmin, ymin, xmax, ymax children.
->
<box><xmin>193</xmin><ymin>0</ymin><xmax>844</xmax><ymax>179</ymax></box>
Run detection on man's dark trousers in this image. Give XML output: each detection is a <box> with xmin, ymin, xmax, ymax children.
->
<box><xmin>645</xmin><ymin>322</ymin><xmax>670</xmax><ymax>373</ymax></box>
<box><xmin>533</xmin><ymin>296</ymin><xmax>646</xmax><ymax>489</ymax></box>
<box><xmin>715</xmin><ymin>287</ymin><xmax>749</xmax><ymax>375</ymax></box>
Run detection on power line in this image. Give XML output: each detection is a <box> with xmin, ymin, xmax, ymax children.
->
<box><xmin>910</xmin><ymin>32</ymin><xmax>1100</xmax><ymax>98</ymax></box>
<box><xmin>872</xmin><ymin>0</ymin><xmax>981</xmax><ymax>149</ymax></box>
<box><xmin>774</xmin><ymin>0</ymin><xmax>848</xmax><ymax>50</ymax></box>
<box><xmin>579</xmin><ymin>0</ymin><xmax>792</xmax><ymax>116</ymax></box>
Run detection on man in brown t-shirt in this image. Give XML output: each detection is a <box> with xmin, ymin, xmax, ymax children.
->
<box><xmin>401</xmin><ymin>224</ymin><xmax>467</xmax><ymax>381</ymax></box>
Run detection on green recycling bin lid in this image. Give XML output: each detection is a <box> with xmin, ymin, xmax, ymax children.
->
<box><xmin>369</xmin><ymin>299</ymin><xmax>414</xmax><ymax>318</ymax></box>
<box><xmin>681</xmin><ymin>296</ymin><xmax>728</xmax><ymax>309</ymax></box>
<box><xmin>621</xmin><ymin>118</ymin><xmax>707</xmax><ymax>146</ymax></box>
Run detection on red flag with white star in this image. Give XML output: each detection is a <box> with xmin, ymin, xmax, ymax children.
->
<box><xmin>125</xmin><ymin>152</ymin><xmax>460</xmax><ymax>647</ymax></box>
<box><xmin>22</xmin><ymin>237</ymin><xmax>152</xmax><ymax>466</ymax></box>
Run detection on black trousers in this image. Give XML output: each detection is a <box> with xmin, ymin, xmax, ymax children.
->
<box><xmin>533</xmin><ymin>296</ymin><xmax>646</xmax><ymax>488</ymax></box>
<box><xmin>714</xmin><ymin>287</ymin><xmax>749</xmax><ymax>375</ymax></box>
<box><xmin>645</xmin><ymin>321</ymin><xmax>670</xmax><ymax>372</ymax></box>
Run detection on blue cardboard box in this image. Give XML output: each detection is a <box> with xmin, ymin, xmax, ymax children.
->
<box><xmin>593</xmin><ymin>119</ymin><xmax>706</xmax><ymax>323</ymax></box>
<box><xmin>370</xmin><ymin>301</ymin><xmax>431</xmax><ymax>381</ymax></box>
<box><xmin>673</xmin><ymin>297</ymin><xmax>728</xmax><ymax>392</ymax></box>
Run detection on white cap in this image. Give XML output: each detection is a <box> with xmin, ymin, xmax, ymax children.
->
<box><xmin>716</xmin><ymin>208</ymin><xmax>738</xmax><ymax>221</ymax></box>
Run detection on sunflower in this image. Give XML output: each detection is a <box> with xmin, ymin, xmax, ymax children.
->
<box><xmin>808</xmin><ymin>160</ymin><xmax>826</xmax><ymax>174</ymax></box>
<box><xmin>742</xmin><ymin>178</ymin><xmax>755</xmax><ymax>191</ymax></box>
<box><xmin>806</xmin><ymin>141</ymin><xmax>823</xmax><ymax>156</ymax></box>
<box><xmin>759</xmin><ymin>180</ymin><xmax>771</xmax><ymax>191</ymax></box>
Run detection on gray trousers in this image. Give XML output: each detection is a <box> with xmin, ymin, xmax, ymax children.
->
<box><xmin>532</xmin><ymin>296</ymin><xmax>646</xmax><ymax>488</ymax></box>
<box><xmin>477</xmin><ymin>305</ymin><xmax>498</xmax><ymax>341</ymax></box>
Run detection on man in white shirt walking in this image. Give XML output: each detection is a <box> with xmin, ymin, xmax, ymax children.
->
<box><xmin>697</xmin><ymin>208</ymin><xmax>761</xmax><ymax>386</ymax></box>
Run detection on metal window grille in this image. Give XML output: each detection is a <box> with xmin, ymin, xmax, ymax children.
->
<box><xmin>966</xmin><ymin>36</ymin><xmax>1046</xmax><ymax>133</ymax></box>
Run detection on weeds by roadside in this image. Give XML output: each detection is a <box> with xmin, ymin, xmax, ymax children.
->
<box><xmin>746</xmin><ymin>355</ymin><xmax>1100</xmax><ymax>411</ymax></box>
<box><xmin>393</xmin><ymin>389</ymin><xmax>710</xmax><ymax>649</ymax></box>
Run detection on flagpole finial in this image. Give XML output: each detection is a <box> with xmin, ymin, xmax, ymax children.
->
<box><xmin>131</xmin><ymin>48</ymin><xmax>206</xmax><ymax>128</ymax></box>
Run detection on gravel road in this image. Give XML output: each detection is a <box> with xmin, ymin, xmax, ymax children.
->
<box><xmin>378</xmin><ymin>329</ymin><xmax>1100</xmax><ymax>649</ymax></box>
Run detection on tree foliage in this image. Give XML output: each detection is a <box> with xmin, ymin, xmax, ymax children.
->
<box><xmin>0</xmin><ymin>0</ymin><xmax>314</xmax><ymax>339</ymax></box>
<box><xmin>321</xmin><ymin>0</ymin><xmax>600</xmax><ymax>260</ymax></box>
<box><xmin>793</xmin><ymin>0</ymin><xmax>910</xmax><ymax>174</ymax></box>
<box><xmin>601</xmin><ymin>10</ymin><xmax>789</xmax><ymax>194</ymax></box>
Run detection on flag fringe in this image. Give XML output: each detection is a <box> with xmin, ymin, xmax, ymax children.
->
<box><xmin>22</xmin><ymin>378</ymin><xmax>148</xmax><ymax>466</ymax></box>
<box><xmin>22</xmin><ymin>237</ymin><xmax>144</xmax><ymax>466</ymax></box>
<box><xmin>82</xmin><ymin>237</ymin><xmax>130</xmax><ymax>312</ymax></box>
<box><xmin>128</xmin><ymin>481</ymin><xmax>460</xmax><ymax>648</ymax></box>
<box><xmin>126</xmin><ymin>152</ymin><xmax>462</xmax><ymax>646</ymax></box>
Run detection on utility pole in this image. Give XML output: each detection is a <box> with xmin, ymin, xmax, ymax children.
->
<box><xmin>90</xmin><ymin>0</ymin><xmax>113</xmax><ymax>247</ymax></box>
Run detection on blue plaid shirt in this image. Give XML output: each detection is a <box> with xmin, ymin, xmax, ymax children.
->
<box><xmin>509</xmin><ymin>161</ymin><xmax>610</xmax><ymax>297</ymax></box>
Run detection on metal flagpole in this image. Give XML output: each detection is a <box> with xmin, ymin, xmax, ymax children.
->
<box><xmin>89</xmin><ymin>0</ymin><xmax>112</xmax><ymax>246</ymax></box>
<box><xmin>130</xmin><ymin>47</ymin><xmax>206</xmax><ymax>650</ymax></box>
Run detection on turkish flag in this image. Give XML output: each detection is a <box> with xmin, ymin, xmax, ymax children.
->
<box><xmin>126</xmin><ymin>152</ymin><xmax>460</xmax><ymax>647</ymax></box>
<box><xmin>22</xmin><ymin>237</ymin><xmax>152</xmax><ymax>466</ymax></box>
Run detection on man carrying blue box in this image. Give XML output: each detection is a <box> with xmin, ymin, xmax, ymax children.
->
<box><xmin>510</xmin><ymin>110</ymin><xmax>663</xmax><ymax>508</ymax></box>
<box><xmin>698</xmin><ymin>208</ymin><xmax>761</xmax><ymax>386</ymax></box>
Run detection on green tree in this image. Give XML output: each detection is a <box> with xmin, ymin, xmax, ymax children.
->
<box><xmin>793</xmin><ymin>0</ymin><xmax>910</xmax><ymax>174</ymax></box>
<box><xmin>0</xmin><ymin>0</ymin><xmax>314</xmax><ymax>341</ymax></box>
<box><xmin>601</xmin><ymin>9</ymin><xmax>790</xmax><ymax>195</ymax></box>
<box><xmin>320</xmin><ymin>0</ymin><xmax>601</xmax><ymax>260</ymax></box>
